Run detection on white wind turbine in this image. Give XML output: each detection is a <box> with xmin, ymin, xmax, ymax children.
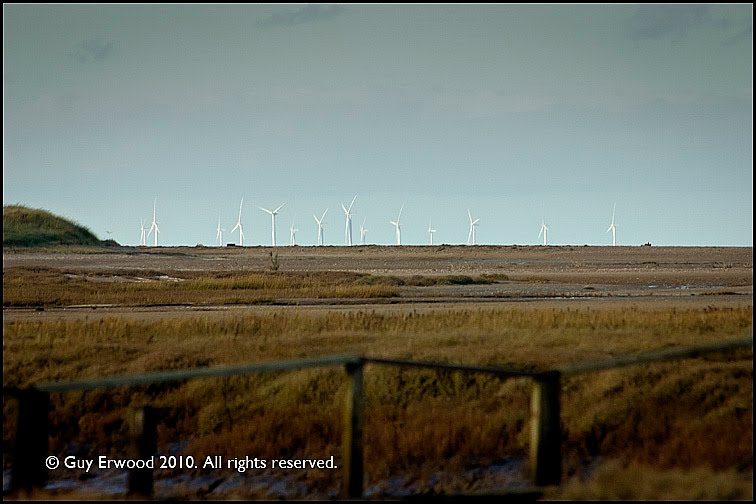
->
<box><xmin>359</xmin><ymin>217</ymin><xmax>368</xmax><ymax>245</ymax></box>
<box><xmin>289</xmin><ymin>216</ymin><xmax>299</xmax><ymax>246</ymax></box>
<box><xmin>607</xmin><ymin>203</ymin><xmax>618</xmax><ymax>246</ymax></box>
<box><xmin>139</xmin><ymin>219</ymin><xmax>147</xmax><ymax>246</ymax></box>
<box><xmin>427</xmin><ymin>219</ymin><xmax>436</xmax><ymax>245</ymax></box>
<box><xmin>467</xmin><ymin>209</ymin><xmax>479</xmax><ymax>245</ymax></box>
<box><xmin>539</xmin><ymin>219</ymin><xmax>549</xmax><ymax>246</ymax></box>
<box><xmin>258</xmin><ymin>202</ymin><xmax>286</xmax><ymax>247</ymax></box>
<box><xmin>342</xmin><ymin>195</ymin><xmax>357</xmax><ymax>246</ymax></box>
<box><xmin>147</xmin><ymin>198</ymin><xmax>160</xmax><ymax>246</ymax></box>
<box><xmin>216</xmin><ymin>213</ymin><xmax>225</xmax><ymax>247</ymax></box>
<box><xmin>390</xmin><ymin>204</ymin><xmax>404</xmax><ymax>246</ymax></box>
<box><xmin>314</xmin><ymin>208</ymin><xmax>328</xmax><ymax>246</ymax></box>
<box><xmin>231</xmin><ymin>197</ymin><xmax>245</xmax><ymax>246</ymax></box>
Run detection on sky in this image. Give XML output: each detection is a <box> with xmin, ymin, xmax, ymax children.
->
<box><xmin>3</xmin><ymin>3</ymin><xmax>753</xmax><ymax>247</ymax></box>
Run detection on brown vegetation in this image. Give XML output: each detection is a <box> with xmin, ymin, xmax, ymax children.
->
<box><xmin>2</xmin><ymin>246</ymin><xmax>753</xmax><ymax>500</ymax></box>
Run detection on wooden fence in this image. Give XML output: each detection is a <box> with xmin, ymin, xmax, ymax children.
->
<box><xmin>4</xmin><ymin>336</ymin><xmax>752</xmax><ymax>499</ymax></box>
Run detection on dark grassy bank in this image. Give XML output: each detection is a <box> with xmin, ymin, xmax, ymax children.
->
<box><xmin>3</xmin><ymin>205</ymin><xmax>110</xmax><ymax>248</ymax></box>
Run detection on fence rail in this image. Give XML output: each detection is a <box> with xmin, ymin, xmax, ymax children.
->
<box><xmin>556</xmin><ymin>337</ymin><xmax>754</xmax><ymax>375</ymax></box>
<box><xmin>4</xmin><ymin>336</ymin><xmax>752</xmax><ymax>499</ymax></box>
<box><xmin>29</xmin><ymin>354</ymin><xmax>365</xmax><ymax>393</ymax></box>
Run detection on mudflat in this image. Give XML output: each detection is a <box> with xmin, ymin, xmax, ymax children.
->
<box><xmin>3</xmin><ymin>245</ymin><xmax>752</xmax><ymax>321</ymax></box>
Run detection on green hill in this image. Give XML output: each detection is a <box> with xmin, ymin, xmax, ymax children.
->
<box><xmin>3</xmin><ymin>205</ymin><xmax>110</xmax><ymax>248</ymax></box>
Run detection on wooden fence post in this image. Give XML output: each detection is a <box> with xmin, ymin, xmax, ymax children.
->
<box><xmin>342</xmin><ymin>360</ymin><xmax>364</xmax><ymax>499</ymax></box>
<box><xmin>530</xmin><ymin>371</ymin><xmax>562</xmax><ymax>486</ymax></box>
<box><xmin>11</xmin><ymin>388</ymin><xmax>50</xmax><ymax>493</ymax></box>
<box><xmin>127</xmin><ymin>406</ymin><xmax>157</xmax><ymax>497</ymax></box>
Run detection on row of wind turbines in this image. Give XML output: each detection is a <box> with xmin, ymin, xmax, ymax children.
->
<box><xmin>215</xmin><ymin>197</ymin><xmax>481</xmax><ymax>247</ymax></box>
<box><xmin>139</xmin><ymin>197</ymin><xmax>620</xmax><ymax>247</ymax></box>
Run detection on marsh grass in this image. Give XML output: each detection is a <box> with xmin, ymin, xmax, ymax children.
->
<box><xmin>545</xmin><ymin>459</ymin><xmax>753</xmax><ymax>500</ymax></box>
<box><xmin>2</xmin><ymin>268</ymin><xmax>517</xmax><ymax>307</ymax></box>
<box><xmin>3</xmin><ymin>304</ymin><xmax>752</xmax><ymax>499</ymax></box>
<box><xmin>2</xmin><ymin>268</ymin><xmax>400</xmax><ymax>307</ymax></box>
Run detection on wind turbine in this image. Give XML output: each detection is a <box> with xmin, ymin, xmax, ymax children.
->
<box><xmin>607</xmin><ymin>203</ymin><xmax>617</xmax><ymax>246</ymax></box>
<box><xmin>216</xmin><ymin>213</ymin><xmax>225</xmax><ymax>247</ymax></box>
<box><xmin>147</xmin><ymin>198</ymin><xmax>160</xmax><ymax>246</ymax></box>
<box><xmin>539</xmin><ymin>219</ymin><xmax>549</xmax><ymax>246</ymax></box>
<box><xmin>390</xmin><ymin>204</ymin><xmax>404</xmax><ymax>246</ymax></box>
<box><xmin>359</xmin><ymin>217</ymin><xmax>368</xmax><ymax>245</ymax></box>
<box><xmin>139</xmin><ymin>219</ymin><xmax>147</xmax><ymax>246</ymax></box>
<box><xmin>467</xmin><ymin>209</ymin><xmax>479</xmax><ymax>245</ymax></box>
<box><xmin>342</xmin><ymin>195</ymin><xmax>357</xmax><ymax>246</ymax></box>
<box><xmin>314</xmin><ymin>208</ymin><xmax>328</xmax><ymax>246</ymax></box>
<box><xmin>231</xmin><ymin>197</ymin><xmax>245</xmax><ymax>246</ymax></box>
<box><xmin>289</xmin><ymin>216</ymin><xmax>299</xmax><ymax>246</ymax></box>
<box><xmin>258</xmin><ymin>202</ymin><xmax>286</xmax><ymax>247</ymax></box>
<box><xmin>427</xmin><ymin>219</ymin><xmax>436</xmax><ymax>245</ymax></box>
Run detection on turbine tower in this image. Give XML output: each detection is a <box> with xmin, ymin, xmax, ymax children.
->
<box><xmin>607</xmin><ymin>203</ymin><xmax>617</xmax><ymax>246</ymax></box>
<box><xmin>428</xmin><ymin>219</ymin><xmax>436</xmax><ymax>245</ymax></box>
<box><xmin>289</xmin><ymin>216</ymin><xmax>299</xmax><ymax>246</ymax></box>
<box><xmin>390</xmin><ymin>204</ymin><xmax>404</xmax><ymax>246</ymax></box>
<box><xmin>147</xmin><ymin>198</ymin><xmax>160</xmax><ymax>246</ymax></box>
<box><xmin>359</xmin><ymin>217</ymin><xmax>368</xmax><ymax>245</ymax></box>
<box><xmin>467</xmin><ymin>209</ymin><xmax>479</xmax><ymax>245</ymax></box>
<box><xmin>231</xmin><ymin>197</ymin><xmax>245</xmax><ymax>246</ymax></box>
<box><xmin>139</xmin><ymin>219</ymin><xmax>147</xmax><ymax>246</ymax></box>
<box><xmin>539</xmin><ymin>219</ymin><xmax>549</xmax><ymax>246</ymax></box>
<box><xmin>342</xmin><ymin>195</ymin><xmax>357</xmax><ymax>246</ymax></box>
<box><xmin>314</xmin><ymin>208</ymin><xmax>328</xmax><ymax>246</ymax></box>
<box><xmin>216</xmin><ymin>213</ymin><xmax>225</xmax><ymax>247</ymax></box>
<box><xmin>258</xmin><ymin>202</ymin><xmax>286</xmax><ymax>247</ymax></box>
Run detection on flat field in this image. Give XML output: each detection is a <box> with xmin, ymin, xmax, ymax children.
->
<box><xmin>3</xmin><ymin>245</ymin><xmax>753</xmax><ymax>500</ymax></box>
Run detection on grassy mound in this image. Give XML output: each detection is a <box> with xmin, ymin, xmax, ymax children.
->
<box><xmin>3</xmin><ymin>205</ymin><xmax>106</xmax><ymax>247</ymax></box>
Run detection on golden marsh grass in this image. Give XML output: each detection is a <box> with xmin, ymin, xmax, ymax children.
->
<box><xmin>3</xmin><ymin>305</ymin><xmax>752</xmax><ymax>499</ymax></box>
<box><xmin>3</xmin><ymin>247</ymin><xmax>752</xmax><ymax>499</ymax></box>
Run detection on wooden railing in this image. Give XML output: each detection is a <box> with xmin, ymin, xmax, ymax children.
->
<box><xmin>4</xmin><ymin>336</ymin><xmax>752</xmax><ymax>499</ymax></box>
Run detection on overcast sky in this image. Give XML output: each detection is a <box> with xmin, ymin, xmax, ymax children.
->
<box><xmin>4</xmin><ymin>4</ymin><xmax>753</xmax><ymax>246</ymax></box>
